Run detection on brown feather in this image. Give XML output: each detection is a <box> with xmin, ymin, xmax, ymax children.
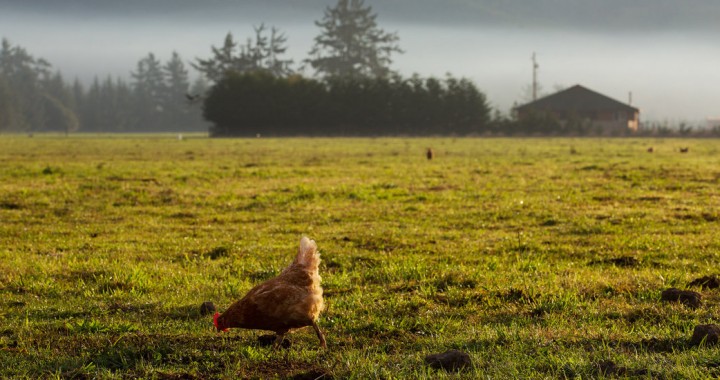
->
<box><xmin>216</xmin><ymin>237</ymin><xmax>326</xmax><ymax>347</ymax></box>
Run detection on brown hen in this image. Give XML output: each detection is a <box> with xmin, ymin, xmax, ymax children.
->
<box><xmin>214</xmin><ymin>237</ymin><xmax>326</xmax><ymax>348</ymax></box>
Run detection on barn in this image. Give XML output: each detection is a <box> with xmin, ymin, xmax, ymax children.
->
<box><xmin>515</xmin><ymin>85</ymin><xmax>639</xmax><ymax>135</ymax></box>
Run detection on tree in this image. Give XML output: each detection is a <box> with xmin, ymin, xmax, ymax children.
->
<box><xmin>0</xmin><ymin>38</ymin><xmax>52</xmax><ymax>131</ymax></box>
<box><xmin>194</xmin><ymin>25</ymin><xmax>293</xmax><ymax>82</ymax></box>
<box><xmin>131</xmin><ymin>53</ymin><xmax>166</xmax><ymax>130</ymax></box>
<box><xmin>193</xmin><ymin>33</ymin><xmax>238</xmax><ymax>83</ymax></box>
<box><xmin>203</xmin><ymin>72</ymin><xmax>491</xmax><ymax>137</ymax></box>
<box><xmin>306</xmin><ymin>0</ymin><xmax>402</xmax><ymax>79</ymax></box>
<box><xmin>163</xmin><ymin>51</ymin><xmax>193</xmax><ymax>130</ymax></box>
<box><xmin>41</xmin><ymin>72</ymin><xmax>79</xmax><ymax>134</ymax></box>
<box><xmin>0</xmin><ymin>38</ymin><xmax>84</xmax><ymax>133</ymax></box>
<box><xmin>259</xmin><ymin>26</ymin><xmax>294</xmax><ymax>77</ymax></box>
<box><xmin>0</xmin><ymin>74</ymin><xmax>15</xmax><ymax>131</ymax></box>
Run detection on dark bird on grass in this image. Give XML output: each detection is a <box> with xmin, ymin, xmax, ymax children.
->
<box><xmin>426</xmin><ymin>148</ymin><xmax>434</xmax><ymax>160</ymax></box>
<box><xmin>680</xmin><ymin>147</ymin><xmax>689</xmax><ymax>153</ymax></box>
<box><xmin>647</xmin><ymin>147</ymin><xmax>654</xmax><ymax>153</ymax></box>
<box><xmin>214</xmin><ymin>237</ymin><xmax>326</xmax><ymax>349</ymax></box>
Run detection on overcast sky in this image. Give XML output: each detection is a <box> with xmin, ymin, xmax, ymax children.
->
<box><xmin>1</xmin><ymin>0</ymin><xmax>718</xmax><ymax>122</ymax></box>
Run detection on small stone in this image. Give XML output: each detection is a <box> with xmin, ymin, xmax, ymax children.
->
<box><xmin>690</xmin><ymin>324</ymin><xmax>720</xmax><ymax>346</ymax></box>
<box><xmin>199</xmin><ymin>301</ymin><xmax>216</xmax><ymax>316</ymax></box>
<box><xmin>660</xmin><ymin>288</ymin><xmax>702</xmax><ymax>308</ymax></box>
<box><xmin>688</xmin><ymin>275</ymin><xmax>720</xmax><ymax>290</ymax></box>
<box><xmin>424</xmin><ymin>349</ymin><xmax>472</xmax><ymax>372</ymax></box>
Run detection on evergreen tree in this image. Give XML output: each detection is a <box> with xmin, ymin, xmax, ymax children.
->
<box><xmin>71</xmin><ymin>79</ymin><xmax>85</xmax><ymax>129</ymax></box>
<box><xmin>306</xmin><ymin>0</ymin><xmax>402</xmax><ymax>79</ymax></box>
<box><xmin>81</xmin><ymin>77</ymin><xmax>103</xmax><ymax>131</ymax></box>
<box><xmin>41</xmin><ymin>71</ymin><xmax>79</xmax><ymax>134</ymax></box>
<box><xmin>194</xmin><ymin>26</ymin><xmax>293</xmax><ymax>82</ymax></box>
<box><xmin>0</xmin><ymin>38</ymin><xmax>52</xmax><ymax>131</ymax></box>
<box><xmin>163</xmin><ymin>51</ymin><xmax>191</xmax><ymax>130</ymax></box>
<box><xmin>131</xmin><ymin>53</ymin><xmax>166</xmax><ymax>130</ymax></box>
<box><xmin>193</xmin><ymin>33</ymin><xmax>238</xmax><ymax>83</ymax></box>
<box><xmin>203</xmin><ymin>72</ymin><xmax>491</xmax><ymax>137</ymax></box>
<box><xmin>250</xmin><ymin>24</ymin><xmax>294</xmax><ymax>77</ymax></box>
<box><xmin>0</xmin><ymin>74</ymin><xmax>15</xmax><ymax>131</ymax></box>
<box><xmin>101</xmin><ymin>76</ymin><xmax>134</xmax><ymax>132</ymax></box>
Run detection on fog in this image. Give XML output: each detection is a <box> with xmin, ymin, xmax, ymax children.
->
<box><xmin>1</xmin><ymin>1</ymin><xmax>718</xmax><ymax>122</ymax></box>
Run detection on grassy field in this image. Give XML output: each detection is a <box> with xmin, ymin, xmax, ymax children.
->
<box><xmin>1</xmin><ymin>135</ymin><xmax>719</xmax><ymax>379</ymax></box>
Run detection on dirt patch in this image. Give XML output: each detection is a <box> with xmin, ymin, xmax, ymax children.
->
<box><xmin>291</xmin><ymin>370</ymin><xmax>334</xmax><ymax>380</ymax></box>
<box><xmin>248</xmin><ymin>361</ymin><xmax>331</xmax><ymax>380</ymax></box>
<box><xmin>588</xmin><ymin>256</ymin><xmax>640</xmax><ymax>268</ymax></box>
<box><xmin>204</xmin><ymin>246</ymin><xmax>231</xmax><ymax>260</ymax></box>
<box><xmin>155</xmin><ymin>372</ymin><xmax>199</xmax><ymax>380</ymax></box>
<box><xmin>433</xmin><ymin>274</ymin><xmax>476</xmax><ymax>292</ymax></box>
<box><xmin>0</xmin><ymin>200</ymin><xmax>21</xmax><ymax>210</ymax></box>
<box><xmin>688</xmin><ymin>275</ymin><xmax>720</xmax><ymax>290</ymax></box>
<box><xmin>257</xmin><ymin>334</ymin><xmax>292</xmax><ymax>349</ymax></box>
<box><xmin>594</xmin><ymin>360</ymin><xmax>649</xmax><ymax>377</ymax></box>
<box><xmin>425</xmin><ymin>349</ymin><xmax>472</xmax><ymax>372</ymax></box>
<box><xmin>690</xmin><ymin>324</ymin><xmax>720</xmax><ymax>346</ymax></box>
<box><xmin>106</xmin><ymin>301</ymin><xmax>158</xmax><ymax>314</ymax></box>
<box><xmin>637</xmin><ymin>196</ymin><xmax>663</xmax><ymax>202</ymax></box>
<box><xmin>499</xmin><ymin>288</ymin><xmax>535</xmax><ymax>304</ymax></box>
<box><xmin>660</xmin><ymin>288</ymin><xmax>702</xmax><ymax>308</ymax></box>
<box><xmin>427</xmin><ymin>184</ymin><xmax>457</xmax><ymax>192</ymax></box>
<box><xmin>184</xmin><ymin>246</ymin><xmax>232</xmax><ymax>261</ymax></box>
<box><xmin>169</xmin><ymin>212</ymin><xmax>196</xmax><ymax>219</ymax></box>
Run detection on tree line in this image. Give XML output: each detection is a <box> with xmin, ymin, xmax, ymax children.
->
<box><xmin>3</xmin><ymin>0</ymin><xmax>714</xmax><ymax>136</ymax></box>
<box><xmin>205</xmin><ymin>71</ymin><xmax>490</xmax><ymax>136</ymax></box>
<box><xmin>197</xmin><ymin>0</ymin><xmax>493</xmax><ymax>136</ymax></box>
<box><xmin>0</xmin><ymin>39</ymin><xmax>208</xmax><ymax>133</ymax></box>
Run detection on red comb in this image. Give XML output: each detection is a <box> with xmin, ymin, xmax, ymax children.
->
<box><xmin>213</xmin><ymin>312</ymin><xmax>228</xmax><ymax>332</ymax></box>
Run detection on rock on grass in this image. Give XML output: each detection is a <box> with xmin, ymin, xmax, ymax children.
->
<box><xmin>199</xmin><ymin>301</ymin><xmax>216</xmax><ymax>316</ymax></box>
<box><xmin>660</xmin><ymin>288</ymin><xmax>702</xmax><ymax>308</ymax></box>
<box><xmin>424</xmin><ymin>349</ymin><xmax>472</xmax><ymax>372</ymax></box>
<box><xmin>690</xmin><ymin>324</ymin><xmax>720</xmax><ymax>346</ymax></box>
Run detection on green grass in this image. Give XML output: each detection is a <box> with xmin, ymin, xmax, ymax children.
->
<box><xmin>1</xmin><ymin>135</ymin><xmax>719</xmax><ymax>379</ymax></box>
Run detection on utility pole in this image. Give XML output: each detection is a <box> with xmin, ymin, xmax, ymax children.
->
<box><xmin>532</xmin><ymin>52</ymin><xmax>539</xmax><ymax>101</ymax></box>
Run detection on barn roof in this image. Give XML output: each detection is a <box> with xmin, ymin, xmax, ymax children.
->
<box><xmin>516</xmin><ymin>85</ymin><xmax>639</xmax><ymax>113</ymax></box>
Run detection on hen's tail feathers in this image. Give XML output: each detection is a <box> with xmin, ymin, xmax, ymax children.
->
<box><xmin>295</xmin><ymin>236</ymin><xmax>320</xmax><ymax>272</ymax></box>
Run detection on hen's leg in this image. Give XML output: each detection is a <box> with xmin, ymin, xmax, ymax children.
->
<box><xmin>312</xmin><ymin>321</ymin><xmax>327</xmax><ymax>349</ymax></box>
<box><xmin>273</xmin><ymin>332</ymin><xmax>286</xmax><ymax>349</ymax></box>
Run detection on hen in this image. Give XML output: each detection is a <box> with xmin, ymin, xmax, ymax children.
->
<box><xmin>214</xmin><ymin>237</ymin><xmax>326</xmax><ymax>348</ymax></box>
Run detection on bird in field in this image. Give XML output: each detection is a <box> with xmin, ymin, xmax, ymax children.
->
<box><xmin>680</xmin><ymin>147</ymin><xmax>689</xmax><ymax>153</ymax></box>
<box><xmin>213</xmin><ymin>237</ymin><xmax>326</xmax><ymax>349</ymax></box>
<box><xmin>426</xmin><ymin>147</ymin><xmax>434</xmax><ymax>160</ymax></box>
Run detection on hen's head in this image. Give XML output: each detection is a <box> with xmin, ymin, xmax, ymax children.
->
<box><xmin>213</xmin><ymin>312</ymin><xmax>229</xmax><ymax>332</ymax></box>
